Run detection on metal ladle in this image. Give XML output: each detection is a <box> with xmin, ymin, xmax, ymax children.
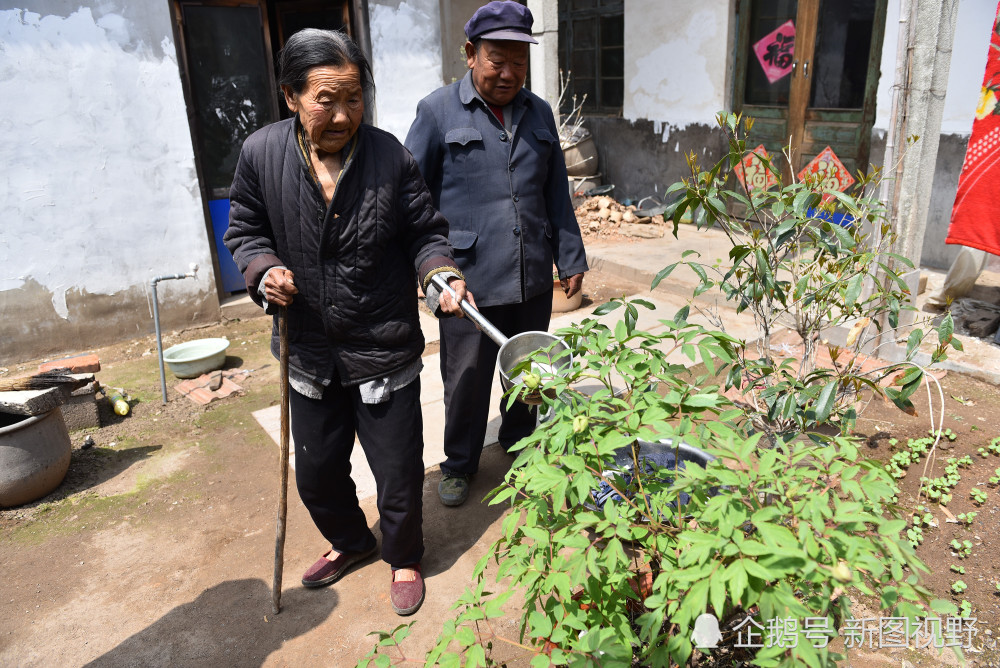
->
<box><xmin>431</xmin><ymin>274</ymin><xmax>572</xmax><ymax>405</ymax></box>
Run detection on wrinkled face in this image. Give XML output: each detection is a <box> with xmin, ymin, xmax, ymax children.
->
<box><xmin>282</xmin><ymin>64</ymin><xmax>364</xmax><ymax>155</ymax></box>
<box><xmin>465</xmin><ymin>39</ymin><xmax>529</xmax><ymax>107</ymax></box>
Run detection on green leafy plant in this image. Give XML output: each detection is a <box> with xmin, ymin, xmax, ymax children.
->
<box><xmin>951</xmin><ymin>539</ymin><xmax>973</xmax><ymax>558</ymax></box>
<box><xmin>952</xmin><ymin>580</ymin><xmax>968</xmax><ymax>594</ymax></box>
<box><xmin>989</xmin><ymin>436</ymin><xmax>1000</xmax><ymax>455</ymax></box>
<box><xmin>970</xmin><ymin>488</ymin><xmax>988</xmax><ymax>505</ymax></box>
<box><xmin>649</xmin><ymin>113</ymin><xmax>957</xmax><ymax>443</ymax></box>
<box><xmin>956</xmin><ymin>511</ymin><xmax>977</xmax><ymax>526</ymax></box>
<box><xmin>950</xmin><ymin>564</ymin><xmax>965</xmax><ymax>574</ymax></box>
<box><xmin>911</xmin><ymin>506</ymin><xmax>934</xmax><ymax>527</ymax></box>
<box><xmin>960</xmin><ymin>600</ymin><xmax>973</xmax><ymax>618</ymax></box>
<box><xmin>989</xmin><ymin>468</ymin><xmax>1000</xmax><ymax>486</ymax></box>
<box><xmin>359</xmin><ymin>112</ymin><xmax>960</xmax><ymax>666</ymax></box>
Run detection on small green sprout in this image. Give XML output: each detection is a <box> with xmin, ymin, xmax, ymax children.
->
<box><xmin>951</xmin><ymin>539</ymin><xmax>973</xmax><ymax>558</ymax></box>
<box><xmin>971</xmin><ymin>488</ymin><xmax>989</xmax><ymax>505</ymax></box>
<box><xmin>957</xmin><ymin>511</ymin><xmax>977</xmax><ymax>526</ymax></box>
<box><xmin>951</xmin><ymin>564</ymin><xmax>966</xmax><ymax>574</ymax></box>
<box><xmin>960</xmin><ymin>600</ymin><xmax>973</xmax><ymax>618</ymax></box>
<box><xmin>952</xmin><ymin>580</ymin><xmax>968</xmax><ymax>594</ymax></box>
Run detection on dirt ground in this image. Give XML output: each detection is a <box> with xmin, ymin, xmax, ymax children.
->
<box><xmin>3</xmin><ymin>257</ymin><xmax>1000</xmax><ymax>666</ymax></box>
<box><xmin>0</xmin><ymin>266</ymin><xmax>646</xmax><ymax>667</ymax></box>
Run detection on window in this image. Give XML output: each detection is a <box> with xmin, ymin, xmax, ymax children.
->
<box><xmin>558</xmin><ymin>0</ymin><xmax>624</xmax><ymax>115</ymax></box>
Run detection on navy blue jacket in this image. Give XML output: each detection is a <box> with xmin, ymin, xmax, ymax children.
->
<box><xmin>224</xmin><ymin>120</ymin><xmax>457</xmax><ymax>384</ymax></box>
<box><xmin>405</xmin><ymin>72</ymin><xmax>588</xmax><ymax>308</ymax></box>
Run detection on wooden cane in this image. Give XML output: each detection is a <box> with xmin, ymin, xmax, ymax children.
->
<box><xmin>272</xmin><ymin>305</ymin><xmax>290</xmax><ymax>614</ymax></box>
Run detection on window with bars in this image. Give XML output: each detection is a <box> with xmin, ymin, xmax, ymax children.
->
<box><xmin>558</xmin><ymin>0</ymin><xmax>624</xmax><ymax>115</ymax></box>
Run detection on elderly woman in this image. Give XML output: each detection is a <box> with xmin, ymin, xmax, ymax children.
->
<box><xmin>224</xmin><ymin>29</ymin><xmax>470</xmax><ymax>616</ymax></box>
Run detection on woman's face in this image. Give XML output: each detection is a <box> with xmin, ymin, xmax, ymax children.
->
<box><xmin>282</xmin><ymin>64</ymin><xmax>364</xmax><ymax>155</ymax></box>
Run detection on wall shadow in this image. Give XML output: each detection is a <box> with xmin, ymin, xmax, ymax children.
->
<box><xmin>84</xmin><ymin>578</ymin><xmax>336</xmax><ymax>668</ymax></box>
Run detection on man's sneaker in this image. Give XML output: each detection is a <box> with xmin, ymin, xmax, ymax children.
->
<box><xmin>437</xmin><ymin>473</ymin><xmax>470</xmax><ymax>506</ymax></box>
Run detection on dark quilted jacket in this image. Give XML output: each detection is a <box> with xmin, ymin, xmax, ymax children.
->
<box><xmin>224</xmin><ymin>120</ymin><xmax>457</xmax><ymax>385</ymax></box>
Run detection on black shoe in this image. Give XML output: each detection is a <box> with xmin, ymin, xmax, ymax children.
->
<box><xmin>438</xmin><ymin>473</ymin><xmax>470</xmax><ymax>506</ymax></box>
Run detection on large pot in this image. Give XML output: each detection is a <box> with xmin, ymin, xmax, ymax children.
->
<box><xmin>0</xmin><ymin>408</ymin><xmax>72</xmax><ymax>507</ymax></box>
<box><xmin>563</xmin><ymin>135</ymin><xmax>598</xmax><ymax>176</ymax></box>
<box><xmin>552</xmin><ymin>279</ymin><xmax>583</xmax><ymax>313</ymax></box>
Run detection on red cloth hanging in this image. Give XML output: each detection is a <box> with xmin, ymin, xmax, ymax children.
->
<box><xmin>945</xmin><ymin>1</ymin><xmax>1000</xmax><ymax>256</ymax></box>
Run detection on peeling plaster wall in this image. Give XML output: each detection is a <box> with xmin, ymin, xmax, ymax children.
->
<box><xmin>586</xmin><ymin>1</ymin><xmax>733</xmax><ymax>202</ymax></box>
<box><xmin>623</xmin><ymin>0</ymin><xmax>731</xmax><ymax>134</ymax></box>
<box><xmin>874</xmin><ymin>0</ymin><xmax>997</xmax><ymax>270</ymax></box>
<box><xmin>0</xmin><ymin>4</ymin><xmax>218</xmax><ymax>364</ymax></box>
<box><xmin>368</xmin><ymin>0</ymin><xmax>443</xmax><ymax>141</ymax></box>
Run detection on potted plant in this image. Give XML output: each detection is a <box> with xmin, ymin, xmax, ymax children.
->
<box><xmin>551</xmin><ymin>266</ymin><xmax>582</xmax><ymax>313</ymax></box>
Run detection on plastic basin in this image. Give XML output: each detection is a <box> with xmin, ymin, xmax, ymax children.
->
<box><xmin>163</xmin><ymin>338</ymin><xmax>230</xmax><ymax>378</ymax></box>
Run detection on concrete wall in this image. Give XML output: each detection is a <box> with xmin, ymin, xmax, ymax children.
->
<box><xmin>368</xmin><ymin>0</ymin><xmax>445</xmax><ymax>141</ymax></box>
<box><xmin>439</xmin><ymin>0</ymin><xmax>481</xmax><ymax>86</ymax></box>
<box><xmin>0</xmin><ymin>3</ymin><xmax>218</xmax><ymax>365</ymax></box>
<box><xmin>875</xmin><ymin>0</ymin><xmax>995</xmax><ymax>269</ymax></box>
<box><xmin>582</xmin><ymin>0</ymin><xmax>735</xmax><ymax>205</ymax></box>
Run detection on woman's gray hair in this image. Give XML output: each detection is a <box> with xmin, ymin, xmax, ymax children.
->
<box><xmin>277</xmin><ymin>28</ymin><xmax>374</xmax><ymax>99</ymax></box>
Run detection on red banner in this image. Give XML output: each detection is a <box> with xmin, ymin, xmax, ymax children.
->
<box><xmin>945</xmin><ymin>1</ymin><xmax>1000</xmax><ymax>256</ymax></box>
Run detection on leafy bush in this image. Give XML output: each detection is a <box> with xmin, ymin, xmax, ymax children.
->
<box><xmin>357</xmin><ymin>113</ymin><xmax>959</xmax><ymax>666</ymax></box>
<box><xmin>655</xmin><ymin>113</ymin><xmax>957</xmax><ymax>441</ymax></box>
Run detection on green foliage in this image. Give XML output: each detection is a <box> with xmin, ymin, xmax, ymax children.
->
<box><xmin>989</xmin><ymin>437</ymin><xmax>1000</xmax><ymax>455</ymax></box>
<box><xmin>358</xmin><ymin>111</ymin><xmax>957</xmax><ymax>666</ymax></box>
<box><xmin>951</xmin><ymin>580</ymin><xmax>967</xmax><ymax>594</ymax></box>
<box><xmin>653</xmin><ymin>112</ymin><xmax>957</xmax><ymax>441</ymax></box>
<box><xmin>970</xmin><ymin>488</ymin><xmax>988</xmax><ymax>505</ymax></box>
<box><xmin>959</xmin><ymin>600</ymin><xmax>973</xmax><ymax>618</ymax></box>
<box><xmin>950</xmin><ymin>564</ymin><xmax>965</xmax><ymax>574</ymax></box>
<box><xmin>950</xmin><ymin>539</ymin><xmax>973</xmax><ymax>558</ymax></box>
<box><xmin>956</xmin><ymin>512</ymin><xmax>977</xmax><ymax>526</ymax></box>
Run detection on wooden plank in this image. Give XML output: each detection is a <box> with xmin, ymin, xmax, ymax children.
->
<box><xmin>787</xmin><ymin>0</ymin><xmax>820</xmax><ymax>175</ymax></box>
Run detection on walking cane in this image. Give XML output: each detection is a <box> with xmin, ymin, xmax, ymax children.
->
<box><xmin>272</xmin><ymin>305</ymin><xmax>290</xmax><ymax>614</ymax></box>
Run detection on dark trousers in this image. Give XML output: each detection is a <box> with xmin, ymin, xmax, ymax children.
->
<box><xmin>439</xmin><ymin>291</ymin><xmax>552</xmax><ymax>475</ymax></box>
<box><xmin>290</xmin><ymin>377</ymin><xmax>425</xmax><ymax>568</ymax></box>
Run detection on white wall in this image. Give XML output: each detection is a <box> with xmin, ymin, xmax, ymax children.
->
<box><xmin>875</xmin><ymin>0</ymin><xmax>994</xmax><ymax>134</ymax></box>
<box><xmin>0</xmin><ymin>5</ymin><xmax>216</xmax><ymax>361</ymax></box>
<box><xmin>0</xmin><ymin>6</ymin><xmax>212</xmax><ymax>314</ymax></box>
<box><xmin>368</xmin><ymin>0</ymin><xmax>444</xmax><ymax>141</ymax></box>
<box><xmin>623</xmin><ymin>0</ymin><xmax>731</xmax><ymax>139</ymax></box>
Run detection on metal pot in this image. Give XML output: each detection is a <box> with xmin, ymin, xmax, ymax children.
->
<box><xmin>431</xmin><ymin>274</ymin><xmax>572</xmax><ymax>405</ymax></box>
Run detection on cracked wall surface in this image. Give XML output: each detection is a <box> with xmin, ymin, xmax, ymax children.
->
<box><xmin>1</xmin><ymin>4</ymin><xmax>218</xmax><ymax>363</ymax></box>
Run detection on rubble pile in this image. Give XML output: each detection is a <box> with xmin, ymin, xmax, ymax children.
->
<box><xmin>573</xmin><ymin>196</ymin><xmax>665</xmax><ymax>239</ymax></box>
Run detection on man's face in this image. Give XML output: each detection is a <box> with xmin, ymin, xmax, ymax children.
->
<box><xmin>282</xmin><ymin>64</ymin><xmax>364</xmax><ymax>155</ymax></box>
<box><xmin>465</xmin><ymin>39</ymin><xmax>529</xmax><ymax>107</ymax></box>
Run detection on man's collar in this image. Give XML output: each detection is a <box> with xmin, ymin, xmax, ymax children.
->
<box><xmin>459</xmin><ymin>70</ymin><xmax>530</xmax><ymax>110</ymax></box>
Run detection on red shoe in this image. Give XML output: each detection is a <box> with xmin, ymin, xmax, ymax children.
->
<box><xmin>390</xmin><ymin>565</ymin><xmax>425</xmax><ymax>615</ymax></box>
<box><xmin>301</xmin><ymin>546</ymin><xmax>377</xmax><ymax>588</ymax></box>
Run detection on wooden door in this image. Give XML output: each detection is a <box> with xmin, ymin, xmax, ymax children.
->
<box><xmin>733</xmin><ymin>0</ymin><xmax>887</xmax><ymax>179</ymax></box>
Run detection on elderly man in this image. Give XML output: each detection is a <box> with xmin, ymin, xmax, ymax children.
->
<box><xmin>405</xmin><ymin>1</ymin><xmax>588</xmax><ymax>507</ymax></box>
<box><xmin>225</xmin><ymin>29</ymin><xmax>470</xmax><ymax>615</ymax></box>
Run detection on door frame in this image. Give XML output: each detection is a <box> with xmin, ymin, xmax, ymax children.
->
<box><xmin>168</xmin><ymin>0</ymin><xmax>371</xmax><ymax>299</ymax></box>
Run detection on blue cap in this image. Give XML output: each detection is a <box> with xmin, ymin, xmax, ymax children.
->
<box><xmin>465</xmin><ymin>1</ymin><xmax>538</xmax><ymax>44</ymax></box>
